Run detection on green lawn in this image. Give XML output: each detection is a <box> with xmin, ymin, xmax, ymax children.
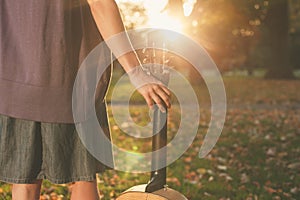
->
<box><xmin>1</xmin><ymin>75</ymin><xmax>300</xmax><ymax>200</ymax></box>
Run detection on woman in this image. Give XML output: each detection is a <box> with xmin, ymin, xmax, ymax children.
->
<box><xmin>0</xmin><ymin>0</ymin><xmax>171</xmax><ymax>199</ymax></box>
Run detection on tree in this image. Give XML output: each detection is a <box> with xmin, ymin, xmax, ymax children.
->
<box><xmin>264</xmin><ymin>0</ymin><xmax>294</xmax><ymax>79</ymax></box>
<box><xmin>165</xmin><ymin>0</ymin><xmax>295</xmax><ymax>79</ymax></box>
<box><xmin>289</xmin><ymin>0</ymin><xmax>300</xmax><ymax>70</ymax></box>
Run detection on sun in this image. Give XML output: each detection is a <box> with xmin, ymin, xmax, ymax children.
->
<box><xmin>117</xmin><ymin>0</ymin><xmax>184</xmax><ymax>33</ymax></box>
<box><xmin>143</xmin><ymin>0</ymin><xmax>183</xmax><ymax>33</ymax></box>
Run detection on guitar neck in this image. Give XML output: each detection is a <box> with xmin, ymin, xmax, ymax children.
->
<box><xmin>143</xmin><ymin>38</ymin><xmax>170</xmax><ymax>193</ymax></box>
<box><xmin>146</xmin><ymin>104</ymin><xmax>168</xmax><ymax>193</ymax></box>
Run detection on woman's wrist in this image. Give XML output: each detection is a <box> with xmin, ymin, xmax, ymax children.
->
<box><xmin>117</xmin><ymin>51</ymin><xmax>142</xmax><ymax>72</ymax></box>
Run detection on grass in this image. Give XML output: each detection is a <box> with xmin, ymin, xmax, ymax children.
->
<box><xmin>1</xmin><ymin>73</ymin><xmax>300</xmax><ymax>200</ymax></box>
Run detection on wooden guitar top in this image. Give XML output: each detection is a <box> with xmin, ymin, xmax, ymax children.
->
<box><xmin>116</xmin><ymin>184</ymin><xmax>188</xmax><ymax>200</ymax></box>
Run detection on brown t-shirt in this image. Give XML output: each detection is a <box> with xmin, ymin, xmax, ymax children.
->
<box><xmin>0</xmin><ymin>1</ymin><xmax>111</xmax><ymax>123</ymax></box>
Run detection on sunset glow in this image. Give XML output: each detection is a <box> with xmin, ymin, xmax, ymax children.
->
<box><xmin>183</xmin><ymin>0</ymin><xmax>197</xmax><ymax>17</ymax></box>
<box><xmin>143</xmin><ymin>0</ymin><xmax>183</xmax><ymax>32</ymax></box>
<box><xmin>117</xmin><ymin>0</ymin><xmax>185</xmax><ymax>32</ymax></box>
<box><xmin>146</xmin><ymin>12</ymin><xmax>183</xmax><ymax>32</ymax></box>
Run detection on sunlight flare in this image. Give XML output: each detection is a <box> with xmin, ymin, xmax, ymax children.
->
<box><xmin>183</xmin><ymin>0</ymin><xmax>197</xmax><ymax>17</ymax></box>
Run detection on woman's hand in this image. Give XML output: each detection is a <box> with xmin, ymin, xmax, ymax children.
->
<box><xmin>128</xmin><ymin>66</ymin><xmax>171</xmax><ymax>112</ymax></box>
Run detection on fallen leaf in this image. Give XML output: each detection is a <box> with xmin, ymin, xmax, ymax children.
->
<box><xmin>197</xmin><ymin>168</ymin><xmax>207</xmax><ymax>175</ymax></box>
<box><xmin>264</xmin><ymin>186</ymin><xmax>277</xmax><ymax>194</ymax></box>
<box><xmin>240</xmin><ymin>173</ymin><xmax>250</xmax><ymax>184</ymax></box>
<box><xmin>184</xmin><ymin>156</ymin><xmax>192</xmax><ymax>163</ymax></box>
<box><xmin>287</xmin><ymin>162</ymin><xmax>300</xmax><ymax>169</ymax></box>
<box><xmin>217</xmin><ymin>165</ymin><xmax>228</xmax><ymax>171</ymax></box>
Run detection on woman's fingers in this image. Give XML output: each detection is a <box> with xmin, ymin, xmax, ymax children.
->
<box><xmin>139</xmin><ymin>83</ymin><xmax>171</xmax><ymax>112</ymax></box>
<box><xmin>149</xmin><ymin>91</ymin><xmax>167</xmax><ymax>113</ymax></box>
<box><xmin>152</xmin><ymin>85</ymin><xmax>171</xmax><ymax>108</ymax></box>
<box><xmin>143</xmin><ymin>93</ymin><xmax>154</xmax><ymax>110</ymax></box>
<box><xmin>159</xmin><ymin>84</ymin><xmax>172</xmax><ymax>97</ymax></box>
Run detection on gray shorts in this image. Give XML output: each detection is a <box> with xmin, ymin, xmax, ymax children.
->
<box><xmin>0</xmin><ymin>114</ymin><xmax>112</xmax><ymax>184</ymax></box>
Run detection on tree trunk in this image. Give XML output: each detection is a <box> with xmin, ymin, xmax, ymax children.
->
<box><xmin>264</xmin><ymin>0</ymin><xmax>294</xmax><ymax>79</ymax></box>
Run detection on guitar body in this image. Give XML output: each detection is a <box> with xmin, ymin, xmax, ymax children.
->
<box><xmin>116</xmin><ymin>184</ymin><xmax>188</xmax><ymax>200</ymax></box>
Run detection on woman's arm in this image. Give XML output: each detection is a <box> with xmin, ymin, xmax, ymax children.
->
<box><xmin>87</xmin><ymin>0</ymin><xmax>171</xmax><ymax>111</ymax></box>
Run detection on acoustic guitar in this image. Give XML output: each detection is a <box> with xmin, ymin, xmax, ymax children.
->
<box><xmin>116</xmin><ymin>35</ymin><xmax>188</xmax><ymax>200</ymax></box>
